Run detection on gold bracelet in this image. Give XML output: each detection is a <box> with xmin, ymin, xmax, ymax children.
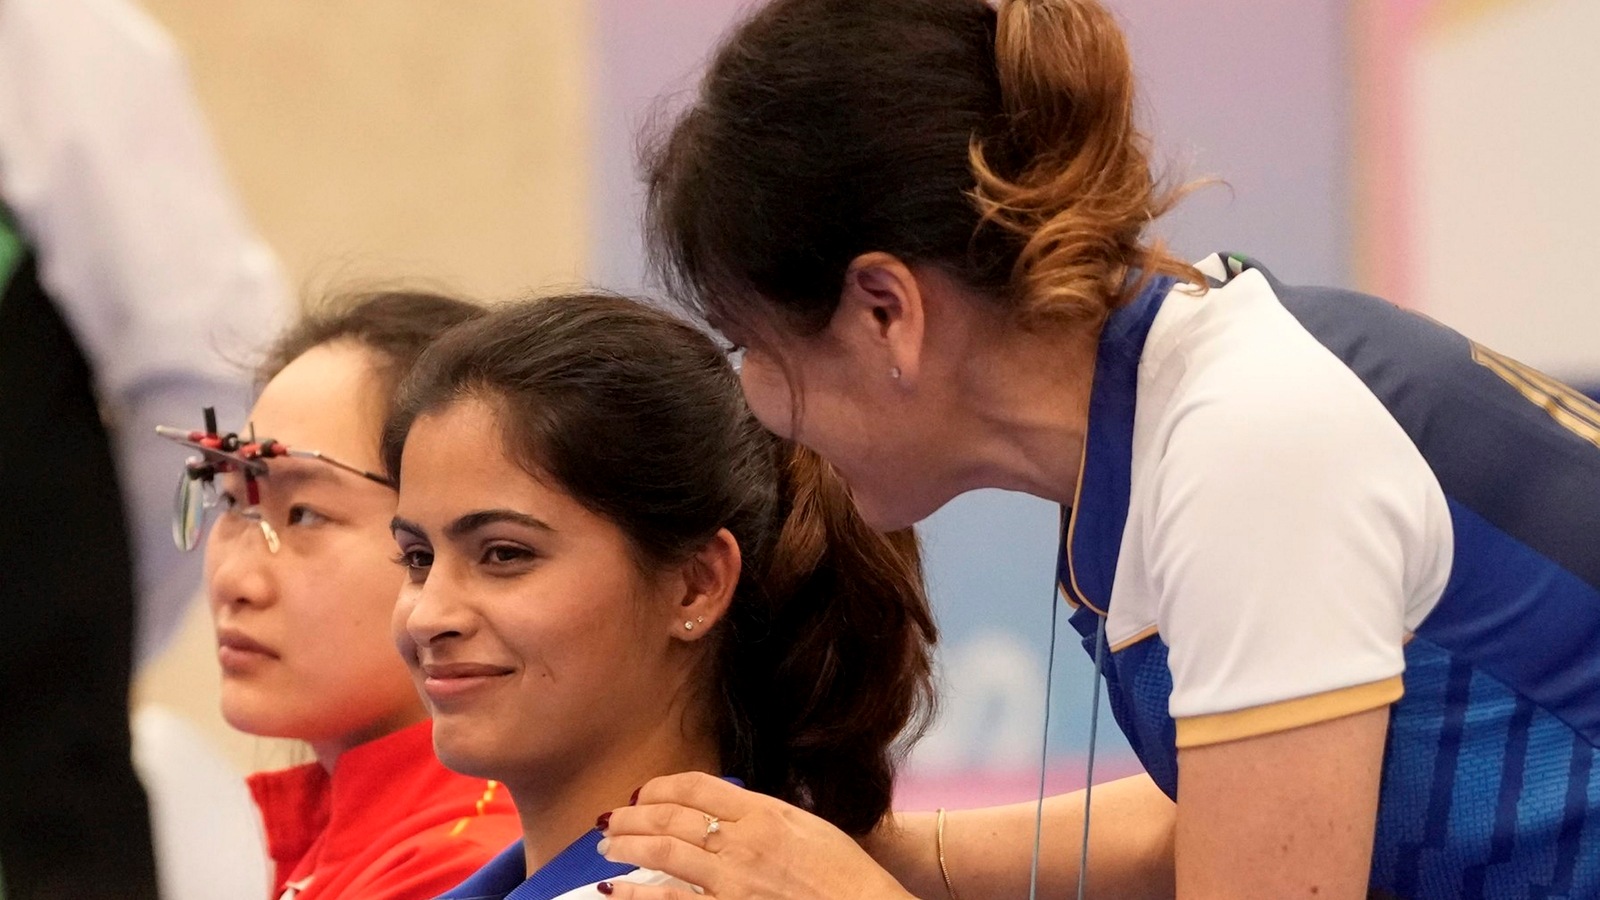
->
<box><xmin>936</xmin><ymin>807</ymin><xmax>961</xmax><ymax>900</ymax></box>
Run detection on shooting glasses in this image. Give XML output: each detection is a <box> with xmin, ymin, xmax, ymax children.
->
<box><xmin>156</xmin><ymin>406</ymin><xmax>395</xmax><ymax>553</ymax></box>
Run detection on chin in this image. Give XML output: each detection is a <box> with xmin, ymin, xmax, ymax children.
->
<box><xmin>219</xmin><ymin>685</ymin><xmax>264</xmax><ymax>733</ymax></box>
<box><xmin>219</xmin><ymin>695</ymin><xmax>301</xmax><ymax>741</ymax></box>
<box><xmin>219</xmin><ymin>707</ymin><xmax>258</xmax><ymax>737</ymax></box>
<box><xmin>430</xmin><ymin>720</ymin><xmax>511</xmax><ymax>780</ymax></box>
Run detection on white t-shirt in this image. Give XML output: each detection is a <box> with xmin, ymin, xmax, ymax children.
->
<box><xmin>1064</xmin><ymin>254</ymin><xmax>1453</xmax><ymax>748</ymax></box>
<box><xmin>1060</xmin><ymin>253</ymin><xmax>1600</xmax><ymax>895</ymax></box>
<box><xmin>0</xmin><ymin>0</ymin><xmax>288</xmax><ymax>664</ymax></box>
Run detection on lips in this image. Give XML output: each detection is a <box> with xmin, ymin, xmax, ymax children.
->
<box><xmin>216</xmin><ymin>628</ymin><xmax>274</xmax><ymax>655</ymax></box>
<box><xmin>422</xmin><ymin>661</ymin><xmax>514</xmax><ymax>679</ymax></box>
<box><xmin>216</xmin><ymin>628</ymin><xmax>278</xmax><ymax>672</ymax></box>
<box><xmin>418</xmin><ymin>660</ymin><xmax>514</xmax><ymax>704</ymax></box>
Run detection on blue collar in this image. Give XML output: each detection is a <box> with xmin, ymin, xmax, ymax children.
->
<box><xmin>440</xmin><ymin>778</ymin><xmax>746</xmax><ymax>900</ymax></box>
<box><xmin>439</xmin><ymin>829</ymin><xmax>635</xmax><ymax>900</ymax></box>
<box><xmin>1060</xmin><ymin>275</ymin><xmax>1176</xmax><ymax>613</ymax></box>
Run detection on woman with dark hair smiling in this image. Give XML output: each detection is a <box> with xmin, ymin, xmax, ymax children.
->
<box><xmin>383</xmin><ymin>292</ymin><xmax>938</xmax><ymax>900</ymax></box>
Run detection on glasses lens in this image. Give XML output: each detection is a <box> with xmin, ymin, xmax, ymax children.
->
<box><xmin>173</xmin><ymin>469</ymin><xmax>209</xmax><ymax>551</ymax></box>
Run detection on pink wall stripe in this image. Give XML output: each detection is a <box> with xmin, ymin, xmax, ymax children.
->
<box><xmin>1350</xmin><ymin>0</ymin><xmax>1434</xmax><ymax>307</ymax></box>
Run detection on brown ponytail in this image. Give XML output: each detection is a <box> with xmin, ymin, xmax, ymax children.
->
<box><xmin>645</xmin><ymin>0</ymin><xmax>1201</xmax><ymax>340</ymax></box>
<box><xmin>384</xmin><ymin>292</ymin><xmax>937</xmax><ymax>835</ymax></box>
<box><xmin>725</xmin><ymin>444</ymin><xmax>935</xmax><ymax>836</ymax></box>
<box><xmin>974</xmin><ymin>0</ymin><xmax>1199</xmax><ymax>324</ymax></box>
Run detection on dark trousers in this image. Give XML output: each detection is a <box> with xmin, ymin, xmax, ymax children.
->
<box><xmin>0</xmin><ymin>253</ymin><xmax>159</xmax><ymax>899</ymax></box>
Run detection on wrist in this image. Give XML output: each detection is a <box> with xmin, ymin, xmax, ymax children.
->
<box><xmin>935</xmin><ymin>808</ymin><xmax>961</xmax><ymax>900</ymax></box>
<box><xmin>864</xmin><ymin>811</ymin><xmax>946</xmax><ymax>900</ymax></box>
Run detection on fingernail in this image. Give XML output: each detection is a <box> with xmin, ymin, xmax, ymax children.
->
<box><xmin>629</xmin><ymin>787</ymin><xmax>641</xmax><ymax>805</ymax></box>
<box><xmin>596</xmin><ymin>811</ymin><xmax>612</xmax><ymax>831</ymax></box>
<box><xmin>596</xmin><ymin>837</ymin><xmax>611</xmax><ymax>856</ymax></box>
<box><xmin>598</xmin><ymin>882</ymin><xmax>614</xmax><ymax>896</ymax></box>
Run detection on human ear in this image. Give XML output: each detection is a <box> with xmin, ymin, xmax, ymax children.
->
<box><xmin>838</xmin><ymin>252</ymin><xmax>926</xmax><ymax>388</ymax></box>
<box><xmin>668</xmin><ymin>528</ymin><xmax>741</xmax><ymax>641</ymax></box>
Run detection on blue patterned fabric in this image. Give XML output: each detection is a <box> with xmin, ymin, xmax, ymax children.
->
<box><xmin>1060</xmin><ymin>258</ymin><xmax>1600</xmax><ymax>898</ymax></box>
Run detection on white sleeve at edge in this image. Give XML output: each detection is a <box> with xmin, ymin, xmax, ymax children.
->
<box><xmin>0</xmin><ymin>0</ymin><xmax>289</xmax><ymax>663</ymax></box>
<box><xmin>1148</xmin><ymin>374</ymin><xmax>1418</xmax><ymax>725</ymax></box>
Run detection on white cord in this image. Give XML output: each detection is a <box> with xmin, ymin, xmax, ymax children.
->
<box><xmin>1077</xmin><ymin>614</ymin><xmax>1107</xmax><ymax>900</ymax></box>
<box><xmin>1026</xmin><ymin>585</ymin><xmax>1061</xmax><ymax>900</ymax></box>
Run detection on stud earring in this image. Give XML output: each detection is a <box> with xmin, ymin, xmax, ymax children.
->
<box><xmin>683</xmin><ymin>616</ymin><xmax>705</xmax><ymax>632</ymax></box>
<box><xmin>889</xmin><ymin>366</ymin><xmax>902</xmax><ymax>380</ymax></box>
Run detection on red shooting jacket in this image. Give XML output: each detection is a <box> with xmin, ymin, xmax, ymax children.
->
<box><xmin>247</xmin><ymin>720</ymin><xmax>521</xmax><ymax>900</ymax></box>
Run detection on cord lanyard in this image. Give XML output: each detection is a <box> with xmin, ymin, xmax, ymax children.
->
<box><xmin>1027</xmin><ymin>592</ymin><xmax>1107</xmax><ymax>900</ymax></box>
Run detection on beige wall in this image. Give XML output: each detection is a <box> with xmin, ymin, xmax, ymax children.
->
<box><xmin>133</xmin><ymin>0</ymin><xmax>592</xmax><ymax>773</ymax></box>
<box><xmin>140</xmin><ymin>0</ymin><xmax>590</xmax><ymax>300</ymax></box>
<box><xmin>1409</xmin><ymin>0</ymin><xmax>1600</xmax><ymax>379</ymax></box>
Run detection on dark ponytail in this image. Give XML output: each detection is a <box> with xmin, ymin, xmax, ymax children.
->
<box><xmin>645</xmin><ymin>0</ymin><xmax>1200</xmax><ymax>338</ymax></box>
<box><xmin>728</xmin><ymin>446</ymin><xmax>933</xmax><ymax>835</ymax></box>
<box><xmin>383</xmin><ymin>292</ymin><xmax>937</xmax><ymax>835</ymax></box>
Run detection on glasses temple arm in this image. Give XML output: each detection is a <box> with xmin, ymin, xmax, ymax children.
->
<box><xmin>283</xmin><ymin>449</ymin><xmax>396</xmax><ymax>487</ymax></box>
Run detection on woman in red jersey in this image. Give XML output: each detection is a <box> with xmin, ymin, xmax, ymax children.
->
<box><xmin>161</xmin><ymin>292</ymin><xmax>521</xmax><ymax>900</ymax></box>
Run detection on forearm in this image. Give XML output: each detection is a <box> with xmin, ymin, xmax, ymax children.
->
<box><xmin>1175</xmin><ymin>709</ymin><xmax>1387</xmax><ymax>899</ymax></box>
<box><xmin>871</xmin><ymin>774</ymin><xmax>1175</xmax><ymax>900</ymax></box>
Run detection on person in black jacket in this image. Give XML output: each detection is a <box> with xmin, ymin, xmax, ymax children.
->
<box><xmin>0</xmin><ymin>0</ymin><xmax>284</xmax><ymax>895</ymax></box>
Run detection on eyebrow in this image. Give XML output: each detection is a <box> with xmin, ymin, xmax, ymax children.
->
<box><xmin>264</xmin><ymin>463</ymin><xmax>345</xmax><ymax>492</ymax></box>
<box><xmin>390</xmin><ymin>509</ymin><xmax>555</xmax><ymax>541</ymax></box>
<box><xmin>220</xmin><ymin>461</ymin><xmax>343</xmax><ymax>493</ymax></box>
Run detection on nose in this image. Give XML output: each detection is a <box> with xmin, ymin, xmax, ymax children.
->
<box><xmin>205</xmin><ymin>517</ymin><xmax>277</xmax><ymax>613</ymax></box>
<box><xmin>395</xmin><ymin>564</ymin><xmax>477</xmax><ymax>655</ymax></box>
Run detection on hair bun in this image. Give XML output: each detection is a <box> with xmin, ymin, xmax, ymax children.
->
<box><xmin>974</xmin><ymin>0</ymin><xmax>1197</xmax><ymax>324</ymax></box>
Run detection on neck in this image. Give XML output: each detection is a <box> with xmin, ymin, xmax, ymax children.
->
<box><xmin>309</xmin><ymin>705</ymin><xmax>429</xmax><ymax>772</ymax></box>
<box><xmin>937</xmin><ymin>318</ymin><xmax>1100</xmax><ymax>505</ymax></box>
<box><xmin>508</xmin><ymin>709</ymin><xmax>721</xmax><ymax>876</ymax></box>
